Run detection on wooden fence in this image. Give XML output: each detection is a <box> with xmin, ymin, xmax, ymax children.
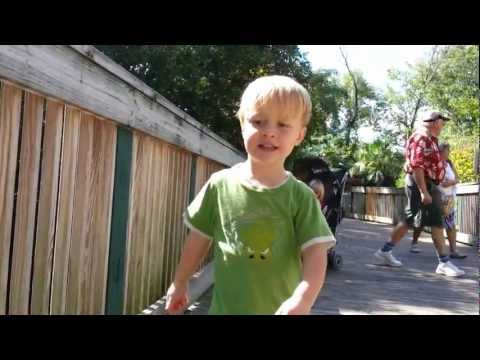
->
<box><xmin>0</xmin><ymin>45</ymin><xmax>244</xmax><ymax>315</ymax></box>
<box><xmin>344</xmin><ymin>183</ymin><xmax>480</xmax><ymax>246</ymax></box>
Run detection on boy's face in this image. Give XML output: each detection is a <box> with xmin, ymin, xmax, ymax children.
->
<box><xmin>241</xmin><ymin>104</ymin><xmax>306</xmax><ymax>168</ymax></box>
<box><xmin>310</xmin><ymin>182</ymin><xmax>325</xmax><ymax>202</ymax></box>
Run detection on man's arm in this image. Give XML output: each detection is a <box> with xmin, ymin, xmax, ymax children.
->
<box><xmin>412</xmin><ymin>167</ymin><xmax>432</xmax><ymax>204</ymax></box>
<box><xmin>275</xmin><ymin>243</ymin><xmax>329</xmax><ymax>315</ymax></box>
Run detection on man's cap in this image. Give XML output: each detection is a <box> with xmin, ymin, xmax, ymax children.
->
<box><xmin>423</xmin><ymin>112</ymin><xmax>450</xmax><ymax>122</ymax></box>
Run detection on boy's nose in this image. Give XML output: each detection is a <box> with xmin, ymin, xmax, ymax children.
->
<box><xmin>261</xmin><ymin>124</ymin><xmax>276</xmax><ymax>138</ymax></box>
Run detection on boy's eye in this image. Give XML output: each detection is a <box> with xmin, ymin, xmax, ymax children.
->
<box><xmin>279</xmin><ymin>123</ymin><xmax>290</xmax><ymax>128</ymax></box>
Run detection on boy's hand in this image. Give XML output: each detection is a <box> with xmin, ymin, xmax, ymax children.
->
<box><xmin>275</xmin><ymin>243</ymin><xmax>329</xmax><ymax>315</ymax></box>
<box><xmin>275</xmin><ymin>295</ymin><xmax>312</xmax><ymax>315</ymax></box>
<box><xmin>441</xmin><ymin>179</ymin><xmax>457</xmax><ymax>187</ymax></box>
<box><xmin>165</xmin><ymin>282</ymin><xmax>189</xmax><ymax>315</ymax></box>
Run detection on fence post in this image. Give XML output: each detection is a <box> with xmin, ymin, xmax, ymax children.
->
<box><xmin>363</xmin><ymin>187</ymin><xmax>367</xmax><ymax>221</ymax></box>
<box><xmin>105</xmin><ymin>127</ymin><xmax>132</xmax><ymax>314</ymax></box>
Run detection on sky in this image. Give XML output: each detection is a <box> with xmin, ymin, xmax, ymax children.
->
<box><xmin>299</xmin><ymin>45</ymin><xmax>435</xmax><ymax>90</ymax></box>
<box><xmin>298</xmin><ymin>45</ymin><xmax>435</xmax><ymax>142</ymax></box>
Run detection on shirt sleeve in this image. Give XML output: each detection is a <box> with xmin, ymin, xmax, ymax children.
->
<box><xmin>294</xmin><ymin>183</ymin><xmax>336</xmax><ymax>252</ymax></box>
<box><xmin>183</xmin><ymin>175</ymin><xmax>217</xmax><ymax>240</ymax></box>
<box><xmin>408</xmin><ymin>136</ymin><xmax>428</xmax><ymax>170</ymax></box>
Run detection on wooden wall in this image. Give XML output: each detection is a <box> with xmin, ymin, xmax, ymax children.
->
<box><xmin>0</xmin><ymin>78</ymin><xmax>232</xmax><ymax>315</ymax></box>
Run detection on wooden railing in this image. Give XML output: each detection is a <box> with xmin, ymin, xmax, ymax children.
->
<box><xmin>0</xmin><ymin>45</ymin><xmax>244</xmax><ymax>315</ymax></box>
<box><xmin>344</xmin><ymin>183</ymin><xmax>480</xmax><ymax>246</ymax></box>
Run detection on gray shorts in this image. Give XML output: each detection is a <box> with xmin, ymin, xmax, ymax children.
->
<box><xmin>403</xmin><ymin>174</ymin><xmax>444</xmax><ymax>228</ymax></box>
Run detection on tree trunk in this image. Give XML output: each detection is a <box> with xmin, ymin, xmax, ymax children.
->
<box><xmin>340</xmin><ymin>47</ymin><xmax>358</xmax><ymax>146</ymax></box>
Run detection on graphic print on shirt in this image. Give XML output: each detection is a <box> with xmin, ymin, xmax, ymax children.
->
<box><xmin>238</xmin><ymin>219</ymin><xmax>278</xmax><ymax>261</ymax></box>
<box><xmin>217</xmin><ymin>208</ymin><xmax>285</xmax><ymax>263</ymax></box>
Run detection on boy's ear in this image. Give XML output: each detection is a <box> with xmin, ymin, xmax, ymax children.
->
<box><xmin>295</xmin><ymin>127</ymin><xmax>307</xmax><ymax>146</ymax></box>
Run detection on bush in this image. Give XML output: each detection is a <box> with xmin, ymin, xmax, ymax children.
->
<box><xmin>450</xmin><ymin>144</ymin><xmax>478</xmax><ymax>183</ymax></box>
<box><xmin>395</xmin><ymin>173</ymin><xmax>405</xmax><ymax>188</ymax></box>
<box><xmin>349</xmin><ymin>140</ymin><xmax>404</xmax><ymax>187</ymax></box>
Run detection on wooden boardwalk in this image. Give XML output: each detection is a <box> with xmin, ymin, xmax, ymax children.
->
<box><xmin>186</xmin><ymin>218</ymin><xmax>479</xmax><ymax>315</ymax></box>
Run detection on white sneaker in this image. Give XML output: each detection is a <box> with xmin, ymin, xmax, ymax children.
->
<box><xmin>435</xmin><ymin>261</ymin><xmax>465</xmax><ymax>277</ymax></box>
<box><xmin>410</xmin><ymin>244</ymin><xmax>421</xmax><ymax>253</ymax></box>
<box><xmin>374</xmin><ymin>249</ymin><xmax>403</xmax><ymax>267</ymax></box>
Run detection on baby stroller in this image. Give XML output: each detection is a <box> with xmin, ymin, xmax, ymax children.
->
<box><xmin>292</xmin><ymin>157</ymin><xmax>349</xmax><ymax>270</ymax></box>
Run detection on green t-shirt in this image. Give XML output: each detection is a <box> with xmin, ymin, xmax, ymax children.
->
<box><xmin>184</xmin><ymin>164</ymin><xmax>336</xmax><ymax>315</ymax></box>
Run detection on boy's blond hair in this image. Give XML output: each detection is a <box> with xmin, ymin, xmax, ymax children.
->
<box><xmin>236</xmin><ymin>75</ymin><xmax>312</xmax><ymax>126</ymax></box>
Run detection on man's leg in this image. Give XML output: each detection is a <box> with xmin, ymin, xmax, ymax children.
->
<box><xmin>373</xmin><ymin>178</ymin><xmax>420</xmax><ymax>267</ymax></box>
<box><xmin>373</xmin><ymin>222</ymin><xmax>407</xmax><ymax>267</ymax></box>
<box><xmin>381</xmin><ymin>221</ymin><xmax>409</xmax><ymax>251</ymax></box>
<box><xmin>431</xmin><ymin>226</ymin><xmax>448</xmax><ymax>259</ymax></box>
<box><xmin>391</xmin><ymin>222</ymin><xmax>410</xmax><ymax>245</ymax></box>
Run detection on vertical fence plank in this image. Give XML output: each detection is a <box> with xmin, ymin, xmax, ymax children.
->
<box><xmin>51</xmin><ymin>107</ymin><xmax>81</xmax><ymax>314</ymax></box>
<box><xmin>149</xmin><ymin>141</ymin><xmax>162</xmax><ymax>303</ymax></box>
<box><xmin>106</xmin><ymin>127</ymin><xmax>132</xmax><ymax>315</ymax></box>
<box><xmin>182</xmin><ymin>153</ymin><xmax>192</xmax><ymax>259</ymax></box>
<box><xmin>170</xmin><ymin>147</ymin><xmax>181</xmax><ymax>282</ymax></box>
<box><xmin>141</xmin><ymin>136</ymin><xmax>154</xmax><ymax>311</ymax></box>
<box><xmin>66</xmin><ymin>113</ymin><xmax>94</xmax><ymax>314</ymax></box>
<box><xmin>9</xmin><ymin>92</ymin><xmax>44</xmax><ymax>314</ymax></box>
<box><xmin>158</xmin><ymin>144</ymin><xmax>169</xmax><ymax>295</ymax></box>
<box><xmin>189</xmin><ymin>155</ymin><xmax>197</xmax><ymax>203</ymax></box>
<box><xmin>0</xmin><ymin>84</ymin><xmax>22</xmax><ymax>314</ymax></box>
<box><xmin>177</xmin><ymin>151</ymin><xmax>187</xmax><ymax>272</ymax></box>
<box><xmin>164</xmin><ymin>148</ymin><xmax>173</xmax><ymax>290</ymax></box>
<box><xmin>31</xmin><ymin>100</ymin><xmax>64</xmax><ymax>315</ymax></box>
<box><xmin>123</xmin><ymin>132</ymin><xmax>138</xmax><ymax>314</ymax></box>
<box><xmin>89</xmin><ymin>118</ymin><xmax>116</xmax><ymax>314</ymax></box>
<box><xmin>172</xmin><ymin>150</ymin><xmax>181</xmax><ymax>281</ymax></box>
<box><xmin>163</xmin><ymin>146</ymin><xmax>174</xmax><ymax>291</ymax></box>
<box><xmin>131</xmin><ymin>133</ymin><xmax>148</xmax><ymax>313</ymax></box>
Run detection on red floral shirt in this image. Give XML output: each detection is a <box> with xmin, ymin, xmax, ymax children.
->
<box><xmin>404</xmin><ymin>130</ymin><xmax>445</xmax><ymax>183</ymax></box>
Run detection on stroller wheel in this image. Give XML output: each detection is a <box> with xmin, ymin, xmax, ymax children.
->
<box><xmin>328</xmin><ymin>252</ymin><xmax>343</xmax><ymax>270</ymax></box>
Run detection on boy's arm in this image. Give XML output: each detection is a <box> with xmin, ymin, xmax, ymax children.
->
<box><xmin>450</xmin><ymin>161</ymin><xmax>460</xmax><ymax>184</ymax></box>
<box><xmin>173</xmin><ymin>230</ymin><xmax>212</xmax><ymax>285</ymax></box>
<box><xmin>165</xmin><ymin>230</ymin><xmax>212</xmax><ymax>314</ymax></box>
<box><xmin>275</xmin><ymin>242</ymin><xmax>329</xmax><ymax>315</ymax></box>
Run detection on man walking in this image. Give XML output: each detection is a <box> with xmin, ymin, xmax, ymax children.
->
<box><xmin>373</xmin><ymin>112</ymin><xmax>465</xmax><ymax>277</ymax></box>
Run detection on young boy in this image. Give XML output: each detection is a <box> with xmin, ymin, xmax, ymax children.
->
<box><xmin>309</xmin><ymin>179</ymin><xmax>325</xmax><ymax>204</ymax></box>
<box><xmin>165</xmin><ymin>75</ymin><xmax>336</xmax><ymax>315</ymax></box>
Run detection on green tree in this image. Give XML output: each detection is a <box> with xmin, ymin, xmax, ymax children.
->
<box><xmin>96</xmin><ymin>45</ymin><xmax>313</xmax><ymax>151</ymax></box>
<box><xmin>292</xmin><ymin>133</ymin><xmax>356</xmax><ymax>171</ymax></box>
<box><xmin>287</xmin><ymin>68</ymin><xmax>348</xmax><ymax>168</ymax></box>
<box><xmin>384</xmin><ymin>46</ymin><xmax>444</xmax><ymax>143</ymax></box>
<box><xmin>290</xmin><ymin>65</ymin><xmax>386</xmax><ymax>174</ymax></box>
<box><xmin>338</xmin><ymin>48</ymin><xmax>380</xmax><ymax>146</ymax></box>
<box><xmin>349</xmin><ymin>140</ymin><xmax>404</xmax><ymax>186</ymax></box>
<box><xmin>424</xmin><ymin>45</ymin><xmax>479</xmax><ymax>138</ymax></box>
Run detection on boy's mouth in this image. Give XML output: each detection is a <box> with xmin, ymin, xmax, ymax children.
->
<box><xmin>258</xmin><ymin>144</ymin><xmax>278</xmax><ymax>151</ymax></box>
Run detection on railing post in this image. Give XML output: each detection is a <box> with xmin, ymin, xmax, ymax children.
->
<box><xmin>105</xmin><ymin>127</ymin><xmax>133</xmax><ymax>315</ymax></box>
